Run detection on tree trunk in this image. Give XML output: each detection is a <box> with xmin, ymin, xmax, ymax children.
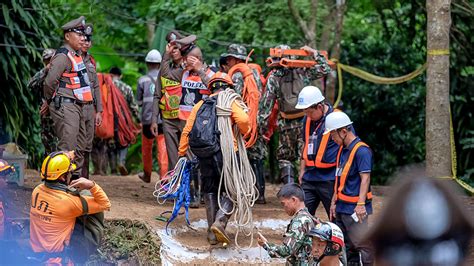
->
<box><xmin>326</xmin><ymin>0</ymin><xmax>346</xmax><ymax>104</ymax></box>
<box><xmin>146</xmin><ymin>18</ymin><xmax>156</xmax><ymax>49</ymax></box>
<box><xmin>426</xmin><ymin>0</ymin><xmax>452</xmax><ymax>178</ymax></box>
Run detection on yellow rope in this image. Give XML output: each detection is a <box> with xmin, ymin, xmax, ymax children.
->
<box><xmin>331</xmin><ymin>58</ymin><xmax>473</xmax><ymax>195</ymax></box>
<box><xmin>427</xmin><ymin>49</ymin><xmax>450</xmax><ymax>56</ymax></box>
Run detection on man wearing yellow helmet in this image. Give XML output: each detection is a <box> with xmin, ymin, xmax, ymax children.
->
<box><xmin>29</xmin><ymin>151</ymin><xmax>111</xmax><ymax>264</ymax></box>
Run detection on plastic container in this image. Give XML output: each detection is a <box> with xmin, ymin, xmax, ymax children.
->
<box><xmin>2</xmin><ymin>153</ymin><xmax>28</xmax><ymax>186</ymax></box>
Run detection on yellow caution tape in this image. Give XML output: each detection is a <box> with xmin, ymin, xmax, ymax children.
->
<box><xmin>331</xmin><ymin>58</ymin><xmax>474</xmax><ymax>195</ymax></box>
<box><xmin>427</xmin><ymin>49</ymin><xmax>450</xmax><ymax>56</ymax></box>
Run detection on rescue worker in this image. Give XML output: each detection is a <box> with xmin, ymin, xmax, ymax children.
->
<box><xmin>80</xmin><ymin>23</ymin><xmax>103</xmax><ymax>179</ymax></box>
<box><xmin>259</xmin><ymin>45</ymin><xmax>331</xmax><ymax>184</ymax></box>
<box><xmin>324</xmin><ymin>111</ymin><xmax>374</xmax><ymax>266</ymax></box>
<box><xmin>307</xmin><ymin>222</ymin><xmax>345</xmax><ymax>266</ymax></box>
<box><xmin>295</xmin><ymin>86</ymin><xmax>340</xmax><ymax>218</ymax></box>
<box><xmin>178</xmin><ymin>72</ymin><xmax>249</xmax><ymax>245</ymax></box>
<box><xmin>137</xmin><ymin>49</ymin><xmax>168</xmax><ymax>183</ymax></box>
<box><xmin>151</xmin><ymin>30</ymin><xmax>184</xmax><ymax>172</ymax></box>
<box><xmin>221</xmin><ymin>44</ymin><xmax>266</xmax><ymax>204</ymax></box>
<box><xmin>28</xmin><ymin>48</ymin><xmax>58</xmax><ymax>155</ymax></box>
<box><xmin>257</xmin><ymin>183</ymin><xmax>317</xmax><ymax>265</ymax></box>
<box><xmin>43</xmin><ymin>16</ymin><xmax>93</xmax><ymax>178</ymax></box>
<box><xmin>157</xmin><ymin>35</ymin><xmax>215</xmax><ymax>207</ymax></box>
<box><xmin>366</xmin><ymin>176</ymin><xmax>473</xmax><ymax>266</ymax></box>
<box><xmin>29</xmin><ymin>151</ymin><xmax>111</xmax><ymax>264</ymax></box>
<box><xmin>0</xmin><ymin>159</ymin><xmax>15</xmax><ymax>239</ymax></box>
<box><xmin>108</xmin><ymin>67</ymin><xmax>140</xmax><ymax>175</ymax></box>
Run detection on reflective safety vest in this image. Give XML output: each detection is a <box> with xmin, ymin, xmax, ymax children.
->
<box><xmin>179</xmin><ymin>69</ymin><xmax>213</xmax><ymax>120</ymax></box>
<box><xmin>159</xmin><ymin>76</ymin><xmax>181</xmax><ymax>119</ymax></box>
<box><xmin>57</xmin><ymin>48</ymin><xmax>93</xmax><ymax>102</ymax></box>
<box><xmin>302</xmin><ymin>109</ymin><xmax>341</xmax><ymax>168</ymax></box>
<box><xmin>334</xmin><ymin>141</ymin><xmax>373</xmax><ymax>203</ymax></box>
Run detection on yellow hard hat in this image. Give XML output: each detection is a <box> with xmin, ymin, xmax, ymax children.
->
<box><xmin>40</xmin><ymin>152</ymin><xmax>77</xmax><ymax>181</ymax></box>
<box><xmin>0</xmin><ymin>159</ymin><xmax>15</xmax><ymax>177</ymax></box>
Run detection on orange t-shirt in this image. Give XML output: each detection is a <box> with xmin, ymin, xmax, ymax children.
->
<box><xmin>29</xmin><ymin>183</ymin><xmax>111</xmax><ymax>254</ymax></box>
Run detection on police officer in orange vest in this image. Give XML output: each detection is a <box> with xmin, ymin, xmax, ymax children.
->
<box><xmin>295</xmin><ymin>86</ymin><xmax>341</xmax><ymax>219</ymax></box>
<box><xmin>44</xmin><ymin>16</ymin><xmax>93</xmax><ymax>178</ymax></box>
<box><xmin>324</xmin><ymin>111</ymin><xmax>374</xmax><ymax>266</ymax></box>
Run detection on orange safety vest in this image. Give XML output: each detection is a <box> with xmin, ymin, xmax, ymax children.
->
<box><xmin>302</xmin><ymin>117</ymin><xmax>341</xmax><ymax>168</ymax></box>
<box><xmin>159</xmin><ymin>76</ymin><xmax>182</xmax><ymax>119</ymax></box>
<box><xmin>334</xmin><ymin>141</ymin><xmax>373</xmax><ymax>203</ymax></box>
<box><xmin>57</xmin><ymin>48</ymin><xmax>93</xmax><ymax>102</ymax></box>
<box><xmin>179</xmin><ymin>69</ymin><xmax>213</xmax><ymax>120</ymax></box>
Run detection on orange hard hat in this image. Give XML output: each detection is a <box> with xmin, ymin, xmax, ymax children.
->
<box><xmin>208</xmin><ymin>71</ymin><xmax>233</xmax><ymax>91</ymax></box>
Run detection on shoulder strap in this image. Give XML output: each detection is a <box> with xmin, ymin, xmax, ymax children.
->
<box><xmin>43</xmin><ymin>182</ymin><xmax>89</xmax><ymax>215</ymax></box>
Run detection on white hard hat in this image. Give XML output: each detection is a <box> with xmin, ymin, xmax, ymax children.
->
<box><xmin>145</xmin><ymin>49</ymin><xmax>162</xmax><ymax>63</ymax></box>
<box><xmin>295</xmin><ymin>86</ymin><xmax>325</xmax><ymax>109</ymax></box>
<box><xmin>323</xmin><ymin>111</ymin><xmax>353</xmax><ymax>134</ymax></box>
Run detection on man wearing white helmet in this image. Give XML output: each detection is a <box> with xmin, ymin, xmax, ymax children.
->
<box><xmin>137</xmin><ymin>49</ymin><xmax>168</xmax><ymax>183</ymax></box>
<box><xmin>307</xmin><ymin>221</ymin><xmax>345</xmax><ymax>266</ymax></box>
<box><xmin>324</xmin><ymin>111</ymin><xmax>374</xmax><ymax>266</ymax></box>
<box><xmin>295</xmin><ymin>86</ymin><xmax>342</xmax><ymax>220</ymax></box>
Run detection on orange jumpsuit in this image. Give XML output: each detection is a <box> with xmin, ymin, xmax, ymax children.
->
<box><xmin>30</xmin><ymin>183</ymin><xmax>111</xmax><ymax>265</ymax></box>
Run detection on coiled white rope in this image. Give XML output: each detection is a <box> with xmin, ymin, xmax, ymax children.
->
<box><xmin>216</xmin><ymin>88</ymin><xmax>259</xmax><ymax>250</ymax></box>
<box><xmin>153</xmin><ymin>157</ymin><xmax>188</xmax><ymax>204</ymax></box>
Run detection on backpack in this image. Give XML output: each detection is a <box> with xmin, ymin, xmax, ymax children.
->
<box><xmin>278</xmin><ymin>69</ymin><xmax>305</xmax><ymax>116</ymax></box>
<box><xmin>188</xmin><ymin>97</ymin><xmax>221</xmax><ymax>158</ymax></box>
<box><xmin>43</xmin><ymin>182</ymin><xmax>105</xmax><ymax>263</ymax></box>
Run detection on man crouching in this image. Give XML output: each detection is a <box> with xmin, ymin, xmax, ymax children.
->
<box><xmin>257</xmin><ymin>183</ymin><xmax>318</xmax><ymax>265</ymax></box>
<box><xmin>29</xmin><ymin>151</ymin><xmax>111</xmax><ymax>264</ymax></box>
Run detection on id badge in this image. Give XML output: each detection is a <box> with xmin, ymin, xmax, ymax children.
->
<box><xmin>307</xmin><ymin>143</ymin><xmax>314</xmax><ymax>155</ymax></box>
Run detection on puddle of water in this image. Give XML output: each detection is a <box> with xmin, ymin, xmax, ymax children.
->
<box><xmin>159</xmin><ymin>219</ymin><xmax>290</xmax><ymax>264</ymax></box>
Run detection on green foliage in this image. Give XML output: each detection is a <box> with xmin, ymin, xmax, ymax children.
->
<box><xmin>0</xmin><ymin>0</ymin><xmax>59</xmax><ymax>166</ymax></box>
<box><xmin>450</xmin><ymin>0</ymin><xmax>473</xmax><ymax>185</ymax></box>
<box><xmin>341</xmin><ymin>0</ymin><xmax>427</xmax><ymax>184</ymax></box>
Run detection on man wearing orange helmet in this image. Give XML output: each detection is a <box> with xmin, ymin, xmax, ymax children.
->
<box><xmin>178</xmin><ymin>72</ymin><xmax>250</xmax><ymax>245</ymax></box>
<box><xmin>29</xmin><ymin>151</ymin><xmax>111</xmax><ymax>264</ymax></box>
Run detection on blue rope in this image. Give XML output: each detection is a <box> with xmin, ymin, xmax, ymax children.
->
<box><xmin>162</xmin><ymin>161</ymin><xmax>192</xmax><ymax>234</ymax></box>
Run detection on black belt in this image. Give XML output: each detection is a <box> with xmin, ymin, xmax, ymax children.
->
<box><xmin>60</xmin><ymin>97</ymin><xmax>93</xmax><ymax>106</ymax></box>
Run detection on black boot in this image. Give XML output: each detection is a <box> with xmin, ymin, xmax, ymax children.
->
<box><xmin>251</xmin><ymin>159</ymin><xmax>266</xmax><ymax>204</ymax></box>
<box><xmin>280</xmin><ymin>164</ymin><xmax>295</xmax><ymax>184</ymax></box>
<box><xmin>211</xmin><ymin>195</ymin><xmax>233</xmax><ymax>246</ymax></box>
<box><xmin>203</xmin><ymin>193</ymin><xmax>218</xmax><ymax>245</ymax></box>
<box><xmin>189</xmin><ymin>159</ymin><xmax>200</xmax><ymax>208</ymax></box>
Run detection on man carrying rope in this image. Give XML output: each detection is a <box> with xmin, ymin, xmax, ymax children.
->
<box><xmin>221</xmin><ymin>44</ymin><xmax>267</xmax><ymax>204</ymax></box>
<box><xmin>177</xmin><ymin>72</ymin><xmax>250</xmax><ymax>246</ymax></box>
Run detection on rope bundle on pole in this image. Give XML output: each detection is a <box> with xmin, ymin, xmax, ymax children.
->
<box><xmin>215</xmin><ymin>88</ymin><xmax>259</xmax><ymax>249</ymax></box>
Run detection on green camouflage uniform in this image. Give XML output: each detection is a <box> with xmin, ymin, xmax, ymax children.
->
<box><xmin>263</xmin><ymin>207</ymin><xmax>316</xmax><ymax>265</ymax></box>
<box><xmin>28</xmin><ymin>67</ymin><xmax>58</xmax><ymax>155</ymax></box>
<box><xmin>258</xmin><ymin>52</ymin><xmax>331</xmax><ymax>172</ymax></box>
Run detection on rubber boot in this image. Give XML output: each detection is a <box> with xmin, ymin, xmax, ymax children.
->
<box><xmin>280</xmin><ymin>164</ymin><xmax>295</xmax><ymax>184</ymax></box>
<box><xmin>81</xmin><ymin>152</ymin><xmax>90</xmax><ymax>179</ymax></box>
<box><xmin>251</xmin><ymin>159</ymin><xmax>266</xmax><ymax>204</ymax></box>
<box><xmin>189</xmin><ymin>158</ymin><xmax>200</xmax><ymax>208</ymax></box>
<box><xmin>108</xmin><ymin>149</ymin><xmax>118</xmax><ymax>175</ymax></box>
<box><xmin>203</xmin><ymin>193</ymin><xmax>218</xmax><ymax>245</ymax></box>
<box><xmin>210</xmin><ymin>196</ymin><xmax>233</xmax><ymax>246</ymax></box>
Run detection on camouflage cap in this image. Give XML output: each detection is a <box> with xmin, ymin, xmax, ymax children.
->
<box><xmin>42</xmin><ymin>48</ymin><xmax>56</xmax><ymax>60</ymax></box>
<box><xmin>221</xmin><ymin>44</ymin><xmax>250</xmax><ymax>61</ymax></box>
<box><xmin>61</xmin><ymin>16</ymin><xmax>86</xmax><ymax>34</ymax></box>
<box><xmin>166</xmin><ymin>30</ymin><xmax>184</xmax><ymax>43</ymax></box>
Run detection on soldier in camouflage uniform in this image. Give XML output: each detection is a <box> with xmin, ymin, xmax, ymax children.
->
<box><xmin>258</xmin><ymin>45</ymin><xmax>330</xmax><ymax>184</ymax></box>
<box><xmin>28</xmin><ymin>48</ymin><xmax>58</xmax><ymax>155</ymax></box>
<box><xmin>109</xmin><ymin>66</ymin><xmax>141</xmax><ymax>175</ymax></box>
<box><xmin>221</xmin><ymin>44</ymin><xmax>267</xmax><ymax>203</ymax></box>
<box><xmin>258</xmin><ymin>184</ymin><xmax>317</xmax><ymax>265</ymax></box>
